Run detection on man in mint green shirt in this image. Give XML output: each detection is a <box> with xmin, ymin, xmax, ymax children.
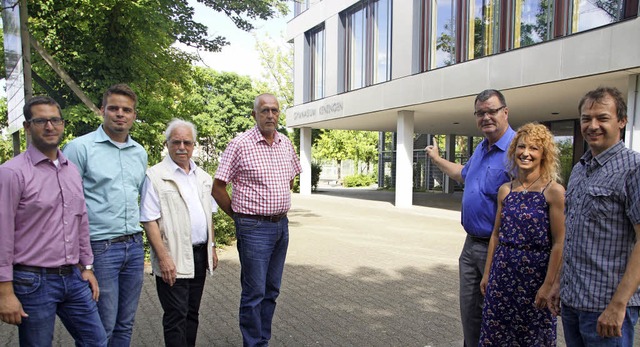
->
<box><xmin>64</xmin><ymin>84</ymin><xmax>147</xmax><ymax>346</ymax></box>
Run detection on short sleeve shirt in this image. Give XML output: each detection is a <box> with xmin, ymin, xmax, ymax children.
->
<box><xmin>63</xmin><ymin>125</ymin><xmax>148</xmax><ymax>240</ymax></box>
<box><xmin>460</xmin><ymin>127</ymin><xmax>515</xmax><ymax>237</ymax></box>
<box><xmin>215</xmin><ymin>126</ymin><xmax>302</xmax><ymax>216</ymax></box>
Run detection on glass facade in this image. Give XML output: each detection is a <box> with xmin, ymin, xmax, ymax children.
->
<box><xmin>294</xmin><ymin>0</ymin><xmax>311</xmax><ymax>16</ymax></box>
<box><xmin>514</xmin><ymin>0</ymin><xmax>554</xmax><ymax>48</ymax></box>
<box><xmin>571</xmin><ymin>0</ymin><xmax>623</xmax><ymax>32</ymax></box>
<box><xmin>373</xmin><ymin>0</ymin><xmax>392</xmax><ymax>84</ymax></box>
<box><xmin>346</xmin><ymin>4</ymin><xmax>366</xmax><ymax>90</ymax></box>
<box><xmin>344</xmin><ymin>0</ymin><xmax>392</xmax><ymax>91</ymax></box>
<box><xmin>307</xmin><ymin>25</ymin><xmax>326</xmax><ymax>101</ymax></box>
<box><xmin>470</xmin><ymin>0</ymin><xmax>497</xmax><ymax>58</ymax></box>
<box><xmin>434</xmin><ymin>0</ymin><xmax>457</xmax><ymax>67</ymax></box>
<box><xmin>420</xmin><ymin>0</ymin><xmax>636</xmax><ymax>71</ymax></box>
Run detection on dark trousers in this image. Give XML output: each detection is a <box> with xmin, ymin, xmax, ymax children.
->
<box><xmin>156</xmin><ymin>245</ymin><xmax>207</xmax><ymax>347</ymax></box>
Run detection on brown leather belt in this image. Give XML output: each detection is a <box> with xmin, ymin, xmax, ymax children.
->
<box><xmin>235</xmin><ymin>213</ymin><xmax>287</xmax><ymax>223</ymax></box>
<box><xmin>14</xmin><ymin>264</ymin><xmax>75</xmax><ymax>275</ymax></box>
<box><xmin>110</xmin><ymin>232</ymin><xmax>141</xmax><ymax>243</ymax></box>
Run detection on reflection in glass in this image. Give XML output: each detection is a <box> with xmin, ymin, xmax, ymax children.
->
<box><xmin>373</xmin><ymin>0</ymin><xmax>392</xmax><ymax>84</ymax></box>
<box><xmin>344</xmin><ymin>0</ymin><xmax>392</xmax><ymax>91</ymax></box>
<box><xmin>470</xmin><ymin>0</ymin><xmax>500</xmax><ymax>59</ymax></box>
<box><xmin>572</xmin><ymin>0</ymin><xmax>622</xmax><ymax>33</ymax></box>
<box><xmin>308</xmin><ymin>27</ymin><xmax>325</xmax><ymax>101</ymax></box>
<box><xmin>434</xmin><ymin>0</ymin><xmax>457</xmax><ymax>67</ymax></box>
<box><xmin>348</xmin><ymin>6</ymin><xmax>366</xmax><ymax>90</ymax></box>
<box><xmin>550</xmin><ymin>120</ymin><xmax>576</xmax><ymax>187</ymax></box>
<box><xmin>515</xmin><ymin>0</ymin><xmax>553</xmax><ymax>48</ymax></box>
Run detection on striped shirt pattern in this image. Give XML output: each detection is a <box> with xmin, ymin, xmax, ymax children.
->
<box><xmin>215</xmin><ymin>126</ymin><xmax>302</xmax><ymax>216</ymax></box>
<box><xmin>561</xmin><ymin>141</ymin><xmax>640</xmax><ymax>311</ymax></box>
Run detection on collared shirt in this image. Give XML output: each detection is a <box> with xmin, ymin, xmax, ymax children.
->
<box><xmin>460</xmin><ymin>126</ymin><xmax>515</xmax><ymax>237</ymax></box>
<box><xmin>215</xmin><ymin>126</ymin><xmax>302</xmax><ymax>216</ymax></box>
<box><xmin>140</xmin><ymin>158</ymin><xmax>216</xmax><ymax>244</ymax></box>
<box><xmin>0</xmin><ymin>146</ymin><xmax>93</xmax><ymax>281</ymax></box>
<box><xmin>561</xmin><ymin>141</ymin><xmax>640</xmax><ymax>311</ymax></box>
<box><xmin>63</xmin><ymin>125</ymin><xmax>148</xmax><ymax>241</ymax></box>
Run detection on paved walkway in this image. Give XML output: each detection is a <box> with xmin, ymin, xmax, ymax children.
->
<box><xmin>1</xmin><ymin>187</ymin><xmax>637</xmax><ymax>346</ymax></box>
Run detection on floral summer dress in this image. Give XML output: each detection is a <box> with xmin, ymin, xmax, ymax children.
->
<box><xmin>478</xmin><ymin>182</ymin><xmax>556</xmax><ymax>346</ymax></box>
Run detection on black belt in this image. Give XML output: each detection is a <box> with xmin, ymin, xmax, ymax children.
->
<box><xmin>235</xmin><ymin>213</ymin><xmax>287</xmax><ymax>223</ymax></box>
<box><xmin>14</xmin><ymin>264</ymin><xmax>75</xmax><ymax>275</ymax></box>
<box><xmin>470</xmin><ymin>235</ymin><xmax>491</xmax><ymax>244</ymax></box>
<box><xmin>110</xmin><ymin>232</ymin><xmax>141</xmax><ymax>243</ymax></box>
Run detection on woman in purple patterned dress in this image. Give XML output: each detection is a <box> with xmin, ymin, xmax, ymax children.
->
<box><xmin>479</xmin><ymin>123</ymin><xmax>566</xmax><ymax>346</ymax></box>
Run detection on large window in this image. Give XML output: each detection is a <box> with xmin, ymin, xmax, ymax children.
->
<box><xmin>306</xmin><ymin>25</ymin><xmax>325</xmax><ymax>101</ymax></box>
<box><xmin>343</xmin><ymin>0</ymin><xmax>392</xmax><ymax>91</ymax></box>
<box><xmin>420</xmin><ymin>0</ymin><xmax>458</xmax><ymax>69</ymax></box>
<box><xmin>513</xmin><ymin>0</ymin><xmax>554</xmax><ymax>48</ymax></box>
<box><xmin>469</xmin><ymin>0</ymin><xmax>499</xmax><ymax>59</ymax></box>
<box><xmin>294</xmin><ymin>0</ymin><xmax>310</xmax><ymax>16</ymax></box>
<box><xmin>417</xmin><ymin>0</ymin><xmax>636</xmax><ymax>72</ymax></box>
<box><xmin>571</xmin><ymin>0</ymin><xmax>623</xmax><ymax>32</ymax></box>
<box><xmin>294</xmin><ymin>0</ymin><xmax>324</xmax><ymax>17</ymax></box>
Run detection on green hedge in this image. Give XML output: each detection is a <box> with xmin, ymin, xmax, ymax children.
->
<box><xmin>343</xmin><ymin>174</ymin><xmax>376</xmax><ymax>187</ymax></box>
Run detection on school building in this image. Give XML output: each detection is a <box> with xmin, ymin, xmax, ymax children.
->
<box><xmin>286</xmin><ymin>0</ymin><xmax>640</xmax><ymax>207</ymax></box>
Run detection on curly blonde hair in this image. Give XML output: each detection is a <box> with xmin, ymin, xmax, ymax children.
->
<box><xmin>507</xmin><ymin>123</ymin><xmax>561</xmax><ymax>183</ymax></box>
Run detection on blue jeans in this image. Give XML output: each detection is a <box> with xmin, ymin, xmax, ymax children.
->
<box><xmin>91</xmin><ymin>233</ymin><xmax>145</xmax><ymax>346</ymax></box>
<box><xmin>235</xmin><ymin>216</ymin><xmax>289</xmax><ymax>347</ymax></box>
<box><xmin>13</xmin><ymin>267</ymin><xmax>107</xmax><ymax>347</ymax></box>
<box><xmin>562</xmin><ymin>304</ymin><xmax>639</xmax><ymax>346</ymax></box>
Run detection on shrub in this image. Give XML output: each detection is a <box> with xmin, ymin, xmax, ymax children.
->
<box><xmin>343</xmin><ymin>173</ymin><xmax>376</xmax><ymax>187</ymax></box>
<box><xmin>213</xmin><ymin>210</ymin><xmax>235</xmax><ymax>246</ymax></box>
<box><xmin>311</xmin><ymin>162</ymin><xmax>322</xmax><ymax>191</ymax></box>
<box><xmin>292</xmin><ymin>161</ymin><xmax>323</xmax><ymax>192</ymax></box>
<box><xmin>213</xmin><ymin>184</ymin><xmax>236</xmax><ymax>247</ymax></box>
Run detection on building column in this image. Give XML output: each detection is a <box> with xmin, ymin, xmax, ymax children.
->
<box><xmin>625</xmin><ymin>74</ymin><xmax>640</xmax><ymax>152</ymax></box>
<box><xmin>444</xmin><ymin>134</ymin><xmax>456</xmax><ymax>194</ymax></box>
<box><xmin>299</xmin><ymin>127</ymin><xmax>312</xmax><ymax>195</ymax></box>
<box><xmin>395</xmin><ymin>111</ymin><xmax>414</xmax><ymax>208</ymax></box>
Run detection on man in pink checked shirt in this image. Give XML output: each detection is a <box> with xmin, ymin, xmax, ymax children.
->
<box><xmin>212</xmin><ymin>93</ymin><xmax>302</xmax><ymax>347</ymax></box>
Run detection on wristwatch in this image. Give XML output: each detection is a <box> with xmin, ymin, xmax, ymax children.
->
<box><xmin>83</xmin><ymin>264</ymin><xmax>94</xmax><ymax>271</ymax></box>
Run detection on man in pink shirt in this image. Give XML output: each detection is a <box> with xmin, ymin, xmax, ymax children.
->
<box><xmin>213</xmin><ymin>93</ymin><xmax>302</xmax><ymax>347</ymax></box>
<box><xmin>0</xmin><ymin>96</ymin><xmax>106</xmax><ymax>346</ymax></box>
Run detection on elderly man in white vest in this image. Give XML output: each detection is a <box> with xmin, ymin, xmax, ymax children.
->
<box><xmin>140</xmin><ymin>119</ymin><xmax>218</xmax><ymax>347</ymax></box>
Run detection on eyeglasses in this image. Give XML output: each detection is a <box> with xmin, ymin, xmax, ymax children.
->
<box><xmin>169</xmin><ymin>140</ymin><xmax>195</xmax><ymax>147</ymax></box>
<box><xmin>474</xmin><ymin>106</ymin><xmax>506</xmax><ymax>117</ymax></box>
<box><xmin>29</xmin><ymin>117</ymin><xmax>65</xmax><ymax>127</ymax></box>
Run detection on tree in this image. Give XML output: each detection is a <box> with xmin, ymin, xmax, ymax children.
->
<box><xmin>349</xmin><ymin>131</ymin><xmax>378</xmax><ymax>173</ymax></box>
<box><xmin>22</xmin><ymin>0</ymin><xmax>288</xmax><ymax>165</ymax></box>
<box><xmin>436</xmin><ymin>21</ymin><xmax>456</xmax><ymax>66</ymax></box>
<box><xmin>254</xmin><ymin>33</ymin><xmax>324</xmax><ymax>154</ymax></box>
<box><xmin>255</xmin><ymin>33</ymin><xmax>293</xmax><ymax>113</ymax></box>
<box><xmin>179</xmin><ymin>67</ymin><xmax>258</xmax><ymax>172</ymax></box>
<box><xmin>0</xmin><ymin>97</ymin><xmax>12</xmax><ymax>163</ymax></box>
<box><xmin>591</xmin><ymin>0</ymin><xmax>622</xmax><ymax>20</ymax></box>
<box><xmin>313</xmin><ymin>130</ymin><xmax>351</xmax><ymax>179</ymax></box>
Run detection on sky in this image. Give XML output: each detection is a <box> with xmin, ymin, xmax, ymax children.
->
<box><xmin>178</xmin><ymin>1</ymin><xmax>293</xmax><ymax>80</ymax></box>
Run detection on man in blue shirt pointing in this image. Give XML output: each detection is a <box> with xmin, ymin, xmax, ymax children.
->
<box><xmin>425</xmin><ymin>89</ymin><xmax>515</xmax><ymax>347</ymax></box>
